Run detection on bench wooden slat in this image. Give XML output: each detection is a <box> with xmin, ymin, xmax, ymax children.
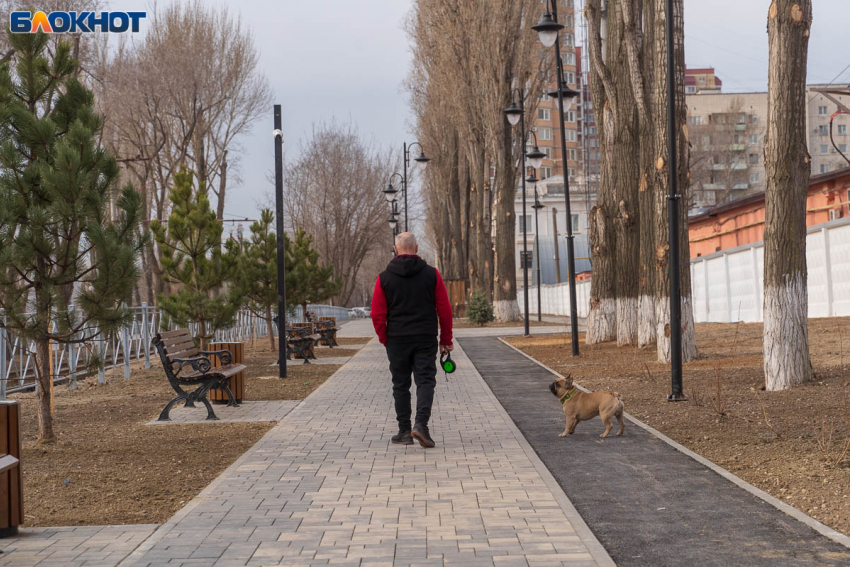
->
<box><xmin>167</xmin><ymin>347</ymin><xmax>200</xmax><ymax>361</ymax></box>
<box><xmin>162</xmin><ymin>338</ymin><xmax>195</xmax><ymax>350</ymax></box>
<box><xmin>182</xmin><ymin>363</ymin><xmax>246</xmax><ymax>381</ymax></box>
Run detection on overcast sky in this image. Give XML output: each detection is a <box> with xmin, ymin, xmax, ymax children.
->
<box><xmin>107</xmin><ymin>0</ymin><xmax>850</xmax><ymax>222</ymax></box>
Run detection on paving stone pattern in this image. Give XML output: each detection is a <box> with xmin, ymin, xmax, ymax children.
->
<box><xmin>0</xmin><ymin>525</ymin><xmax>158</xmax><ymax>567</ymax></box>
<box><xmin>145</xmin><ymin>401</ymin><xmax>301</xmax><ymax>426</ymax></box>
<box><xmin>120</xmin><ymin>338</ymin><xmax>607</xmax><ymax>567</ymax></box>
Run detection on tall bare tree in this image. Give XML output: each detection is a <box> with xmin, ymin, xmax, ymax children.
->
<box><xmin>763</xmin><ymin>0</ymin><xmax>813</xmax><ymax>390</ymax></box>
<box><xmin>650</xmin><ymin>0</ymin><xmax>697</xmax><ymax>362</ymax></box>
<box><xmin>585</xmin><ymin>0</ymin><xmax>641</xmax><ymax>345</ymax></box>
<box><xmin>94</xmin><ymin>1</ymin><xmax>270</xmax><ymax>303</ymax></box>
<box><xmin>283</xmin><ymin>121</ymin><xmax>396</xmax><ymax>306</ymax></box>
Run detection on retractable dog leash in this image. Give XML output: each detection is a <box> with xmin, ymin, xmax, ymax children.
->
<box><xmin>440</xmin><ymin>351</ymin><xmax>456</xmax><ymax>381</ymax></box>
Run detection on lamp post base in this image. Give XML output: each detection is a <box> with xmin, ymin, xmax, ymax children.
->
<box><xmin>666</xmin><ymin>392</ymin><xmax>688</xmax><ymax>402</ymax></box>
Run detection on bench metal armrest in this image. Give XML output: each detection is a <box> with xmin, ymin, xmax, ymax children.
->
<box><xmin>199</xmin><ymin>349</ymin><xmax>233</xmax><ymax>365</ymax></box>
<box><xmin>173</xmin><ymin>355</ymin><xmax>212</xmax><ymax>375</ymax></box>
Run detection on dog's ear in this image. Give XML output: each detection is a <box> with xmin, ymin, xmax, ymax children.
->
<box><xmin>564</xmin><ymin>374</ymin><xmax>573</xmax><ymax>387</ymax></box>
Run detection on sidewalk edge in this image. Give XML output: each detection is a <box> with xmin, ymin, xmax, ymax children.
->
<box><xmin>454</xmin><ymin>341</ymin><xmax>616</xmax><ymax>567</ymax></box>
<box><xmin>496</xmin><ymin>336</ymin><xmax>850</xmax><ymax>550</ymax></box>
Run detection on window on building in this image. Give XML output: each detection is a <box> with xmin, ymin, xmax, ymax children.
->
<box><xmin>819</xmin><ymin>106</ymin><xmax>828</xmax><ymax>116</ymax></box>
<box><xmin>737</xmin><ymin>114</ymin><xmax>747</xmax><ymax>124</ymax></box>
<box><xmin>540</xmin><ymin>93</ymin><xmax>551</xmax><ymax>102</ymax></box>
<box><xmin>581</xmin><ymin>129</ymin><xmax>591</xmax><ymax>139</ymax></box>
<box><xmin>538</xmin><ymin>108</ymin><xmax>551</xmax><ymax>121</ymax></box>
<box><xmin>749</xmin><ymin>134</ymin><xmax>758</xmax><ymax>145</ymax></box>
<box><xmin>685</xmin><ymin>86</ymin><xmax>697</xmax><ymax>94</ymax></box>
<box><xmin>564</xmin><ymin>71</ymin><xmax>576</xmax><ymax>84</ymax></box>
<box><xmin>568</xmin><ymin>168</ymin><xmax>576</xmax><ymax>179</ymax></box>
<box><xmin>820</xmin><ymin>164</ymin><xmax>830</xmax><ymax>173</ymax></box>
<box><xmin>829</xmin><ymin>209</ymin><xmax>842</xmax><ymax>221</ymax></box>
<box><xmin>540</xmin><ymin>127</ymin><xmax>552</xmax><ymax>141</ymax></box>
<box><xmin>749</xmin><ymin>172</ymin><xmax>759</xmax><ymax>184</ymax></box>
<box><xmin>819</xmin><ymin>125</ymin><xmax>829</xmax><ymax>136</ymax></box>
<box><xmin>586</xmin><ymin>113</ymin><xmax>595</xmax><ymax>123</ymax></box>
<box><xmin>750</xmin><ymin>114</ymin><xmax>758</xmax><ymax>125</ymax></box>
<box><xmin>562</xmin><ymin>33</ymin><xmax>574</xmax><ymax>48</ymax></box>
<box><xmin>749</xmin><ymin>153</ymin><xmax>759</xmax><ymax>164</ymax></box>
<box><xmin>518</xmin><ymin>215</ymin><xmax>533</xmax><ymax>234</ymax></box>
<box><xmin>839</xmin><ymin>125</ymin><xmax>848</xmax><ymax>135</ymax></box>
<box><xmin>734</xmin><ymin>134</ymin><xmax>742</xmax><ymax>144</ymax></box>
<box><xmin>689</xmin><ymin>115</ymin><xmax>702</xmax><ymax>125</ymax></box>
<box><xmin>540</xmin><ymin>166</ymin><xmax>553</xmax><ymax>179</ymax></box>
<box><xmin>571</xmin><ymin>214</ymin><xmax>580</xmax><ymax>232</ymax></box>
<box><xmin>565</xmin><ymin>110</ymin><xmax>576</xmax><ymax>122</ymax></box>
<box><xmin>820</xmin><ymin>144</ymin><xmax>829</xmax><ymax>155</ymax></box>
<box><xmin>562</xmin><ymin>52</ymin><xmax>575</xmax><ymax>66</ymax></box>
<box><xmin>840</xmin><ymin>144</ymin><xmax>848</xmax><ymax>153</ymax></box>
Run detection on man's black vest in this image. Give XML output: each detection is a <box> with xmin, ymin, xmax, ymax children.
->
<box><xmin>379</xmin><ymin>255</ymin><xmax>438</xmax><ymax>341</ymax></box>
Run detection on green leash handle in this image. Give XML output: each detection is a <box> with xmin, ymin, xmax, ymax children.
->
<box><xmin>440</xmin><ymin>351</ymin><xmax>456</xmax><ymax>377</ymax></box>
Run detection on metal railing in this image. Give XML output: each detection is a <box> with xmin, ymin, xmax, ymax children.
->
<box><xmin>0</xmin><ymin>303</ymin><xmax>349</xmax><ymax>399</ymax></box>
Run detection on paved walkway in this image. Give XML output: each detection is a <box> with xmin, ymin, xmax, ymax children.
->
<box><xmin>117</xmin><ymin>333</ymin><xmax>611</xmax><ymax>566</ymax></box>
<box><xmin>0</xmin><ymin>525</ymin><xmax>158</xmax><ymax>566</ymax></box>
<box><xmin>460</xmin><ymin>337</ymin><xmax>850</xmax><ymax>567</ymax></box>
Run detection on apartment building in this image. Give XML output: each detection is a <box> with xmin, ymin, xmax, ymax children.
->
<box><xmin>686</xmin><ymin>91</ymin><xmax>768</xmax><ymax>209</ymax></box>
<box><xmin>806</xmin><ymin>84</ymin><xmax>850</xmax><ymax>176</ymax></box>
<box><xmin>685</xmin><ymin>75</ymin><xmax>849</xmax><ymax>211</ymax></box>
<box><xmin>685</xmin><ymin>67</ymin><xmax>723</xmax><ymax>94</ymax></box>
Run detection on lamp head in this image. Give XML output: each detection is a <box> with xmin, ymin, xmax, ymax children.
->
<box><xmin>526</xmin><ymin>146</ymin><xmax>546</xmax><ymax>170</ymax></box>
<box><xmin>532</xmin><ymin>11</ymin><xmax>563</xmax><ymax>48</ymax></box>
<box><xmin>504</xmin><ymin>101</ymin><xmax>522</xmax><ymax>126</ymax></box>
<box><xmin>383</xmin><ymin>182</ymin><xmax>398</xmax><ymax>203</ymax></box>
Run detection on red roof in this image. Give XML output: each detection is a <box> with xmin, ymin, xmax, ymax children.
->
<box><xmin>686</xmin><ymin>67</ymin><xmax>715</xmax><ymax>75</ymax></box>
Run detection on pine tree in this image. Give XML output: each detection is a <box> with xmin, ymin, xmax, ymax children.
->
<box><xmin>236</xmin><ymin>209</ymin><xmax>280</xmax><ymax>349</ymax></box>
<box><xmin>0</xmin><ymin>32</ymin><xmax>145</xmax><ymax>442</ymax></box>
<box><xmin>286</xmin><ymin>229</ymin><xmax>342</xmax><ymax>317</ymax></box>
<box><xmin>151</xmin><ymin>168</ymin><xmax>242</xmax><ymax>347</ymax></box>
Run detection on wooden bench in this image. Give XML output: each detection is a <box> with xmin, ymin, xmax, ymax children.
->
<box><xmin>315</xmin><ymin>318</ymin><xmax>339</xmax><ymax>348</ymax></box>
<box><xmin>152</xmin><ymin>329</ymin><xmax>247</xmax><ymax>421</ymax></box>
<box><xmin>286</xmin><ymin>325</ymin><xmax>317</xmax><ymax>363</ymax></box>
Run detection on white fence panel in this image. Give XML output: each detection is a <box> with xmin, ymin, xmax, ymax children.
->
<box><xmin>516</xmin><ymin>217</ymin><xmax>850</xmax><ymax>325</ymax></box>
<box><xmin>831</xmin><ymin>222</ymin><xmax>850</xmax><ymax>316</ymax></box>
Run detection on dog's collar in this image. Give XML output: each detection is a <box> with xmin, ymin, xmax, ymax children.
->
<box><xmin>559</xmin><ymin>388</ymin><xmax>578</xmax><ymax>404</ymax></box>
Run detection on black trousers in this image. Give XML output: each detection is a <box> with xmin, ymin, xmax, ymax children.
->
<box><xmin>386</xmin><ymin>340</ymin><xmax>438</xmax><ymax>429</ymax></box>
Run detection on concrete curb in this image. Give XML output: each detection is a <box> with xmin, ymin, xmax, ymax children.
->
<box><xmin>453</xmin><ymin>341</ymin><xmax>616</xmax><ymax>567</ymax></box>
<box><xmin>118</xmin><ymin>345</ymin><xmax>367</xmax><ymax>567</ymax></box>
<box><xmin>497</xmin><ymin>336</ymin><xmax>850</xmax><ymax>550</ymax></box>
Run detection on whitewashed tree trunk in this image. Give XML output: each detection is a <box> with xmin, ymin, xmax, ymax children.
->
<box><xmin>763</xmin><ymin>0</ymin><xmax>813</xmax><ymax>390</ymax></box>
<box><xmin>638</xmin><ymin>294</ymin><xmax>656</xmax><ymax>347</ymax></box>
<box><xmin>493</xmin><ymin>299</ymin><xmax>521</xmax><ymax>323</ymax></box>
<box><xmin>651</xmin><ymin>0</ymin><xmax>697</xmax><ymax>363</ymax></box>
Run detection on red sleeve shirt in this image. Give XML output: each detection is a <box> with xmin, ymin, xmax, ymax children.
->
<box><xmin>371</xmin><ymin>277</ymin><xmax>389</xmax><ymax>345</ymax></box>
<box><xmin>369</xmin><ymin>269</ymin><xmax>454</xmax><ymax>346</ymax></box>
<box><xmin>434</xmin><ymin>269</ymin><xmax>453</xmax><ymax>346</ymax></box>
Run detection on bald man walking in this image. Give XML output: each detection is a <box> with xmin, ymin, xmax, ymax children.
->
<box><xmin>370</xmin><ymin>232</ymin><xmax>453</xmax><ymax>448</ymax></box>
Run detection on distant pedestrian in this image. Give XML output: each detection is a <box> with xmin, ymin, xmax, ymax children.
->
<box><xmin>370</xmin><ymin>232</ymin><xmax>453</xmax><ymax>448</ymax></box>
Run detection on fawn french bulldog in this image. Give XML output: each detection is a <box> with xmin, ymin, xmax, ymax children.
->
<box><xmin>549</xmin><ymin>375</ymin><xmax>625</xmax><ymax>438</ymax></box>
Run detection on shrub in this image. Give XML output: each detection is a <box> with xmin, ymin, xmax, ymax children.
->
<box><xmin>467</xmin><ymin>291</ymin><xmax>495</xmax><ymax>326</ymax></box>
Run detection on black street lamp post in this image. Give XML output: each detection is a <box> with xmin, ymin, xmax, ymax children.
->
<box><xmin>504</xmin><ymin>93</ymin><xmax>530</xmax><ymax>336</ymax></box>
<box><xmin>400</xmin><ymin>142</ymin><xmax>430</xmax><ymax>232</ymax></box>
<box><xmin>664</xmin><ymin>0</ymin><xmax>685</xmax><ymax>401</ymax></box>
<box><xmin>273</xmin><ymin>105</ymin><xmax>286</xmax><ymax>379</ymax></box>
<box><xmin>531</xmin><ymin>179</ymin><xmax>544</xmax><ymax>323</ymax></box>
<box><xmin>533</xmin><ymin>0</ymin><xmax>580</xmax><ymax>356</ymax></box>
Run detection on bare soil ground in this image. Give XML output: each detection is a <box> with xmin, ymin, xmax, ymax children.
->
<box><xmin>12</xmin><ymin>338</ymin><xmax>364</xmax><ymax>527</ymax></box>
<box><xmin>505</xmin><ymin>317</ymin><xmax>850</xmax><ymax>537</ymax></box>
